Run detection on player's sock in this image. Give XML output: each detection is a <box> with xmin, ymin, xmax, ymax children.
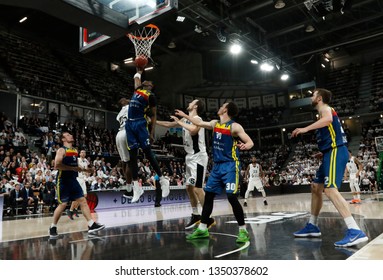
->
<box><xmin>309</xmin><ymin>215</ymin><xmax>319</xmax><ymax>226</ymax></box>
<box><xmin>344</xmin><ymin>216</ymin><xmax>360</xmax><ymax>230</ymax></box>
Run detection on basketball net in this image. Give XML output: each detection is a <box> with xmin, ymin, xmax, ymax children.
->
<box><xmin>127</xmin><ymin>24</ymin><xmax>160</xmax><ymax>59</ymax></box>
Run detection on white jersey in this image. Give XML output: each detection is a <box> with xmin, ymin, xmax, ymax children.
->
<box><xmin>249</xmin><ymin>163</ymin><xmax>261</xmax><ymax>182</ymax></box>
<box><xmin>183</xmin><ymin>116</ymin><xmax>206</xmax><ymax>155</ymax></box>
<box><xmin>346</xmin><ymin>156</ymin><xmax>358</xmax><ymax>179</ymax></box>
<box><xmin>77</xmin><ymin>157</ymin><xmax>89</xmax><ymax>179</ymax></box>
<box><xmin>116</xmin><ymin>105</ymin><xmax>129</xmax><ymax>131</ymax></box>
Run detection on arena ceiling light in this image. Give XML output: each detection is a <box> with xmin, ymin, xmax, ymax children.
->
<box><xmin>250</xmin><ymin>59</ymin><xmax>259</xmax><ymax>64</ymax></box>
<box><xmin>176</xmin><ymin>16</ymin><xmax>185</xmax><ymax>22</ymax></box>
<box><xmin>230</xmin><ymin>43</ymin><xmax>242</xmax><ymax>55</ymax></box>
<box><xmin>260</xmin><ymin>62</ymin><xmax>274</xmax><ymax>72</ymax></box>
<box><xmin>124</xmin><ymin>57</ymin><xmax>134</xmax><ymax>64</ymax></box>
<box><xmin>281</xmin><ymin>73</ymin><xmax>289</xmax><ymax>81</ymax></box>
<box><xmin>305</xmin><ymin>24</ymin><xmax>315</xmax><ymax>32</ymax></box>
<box><xmin>19</xmin><ymin>17</ymin><xmax>27</xmax><ymax>23</ymax></box>
<box><xmin>274</xmin><ymin>0</ymin><xmax>286</xmax><ymax>9</ymax></box>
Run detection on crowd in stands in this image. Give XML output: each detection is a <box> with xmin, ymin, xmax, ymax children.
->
<box><xmin>370</xmin><ymin>57</ymin><xmax>383</xmax><ymax>112</ymax></box>
<box><xmin>0</xmin><ymin>27</ymin><xmax>133</xmax><ymax>112</ymax></box>
<box><xmin>325</xmin><ymin>63</ymin><xmax>361</xmax><ymax>117</ymax></box>
<box><xmin>0</xmin><ymin>110</ymin><xmax>191</xmax><ymax>216</ymax></box>
<box><xmin>356</xmin><ymin>118</ymin><xmax>383</xmax><ymax>191</ymax></box>
<box><xmin>279</xmin><ymin>132</ymin><xmax>319</xmax><ymax>185</ymax></box>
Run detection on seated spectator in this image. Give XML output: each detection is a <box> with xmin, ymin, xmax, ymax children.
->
<box><xmin>105</xmin><ymin>177</ymin><xmax>119</xmax><ymax>190</ymax></box>
<box><xmin>9</xmin><ymin>182</ymin><xmax>24</xmax><ymax>215</ymax></box>
<box><xmin>91</xmin><ymin>177</ymin><xmax>106</xmax><ymax>191</ymax></box>
<box><xmin>43</xmin><ymin>177</ymin><xmax>57</xmax><ymax>212</ymax></box>
<box><xmin>21</xmin><ymin>182</ymin><xmax>39</xmax><ymax>214</ymax></box>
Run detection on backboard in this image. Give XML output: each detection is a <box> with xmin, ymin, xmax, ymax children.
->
<box><xmin>79</xmin><ymin>0</ymin><xmax>177</xmax><ymax>53</ymax></box>
<box><xmin>99</xmin><ymin>0</ymin><xmax>177</xmax><ymax>26</ymax></box>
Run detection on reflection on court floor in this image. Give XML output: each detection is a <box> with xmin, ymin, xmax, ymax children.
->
<box><xmin>1</xmin><ymin>193</ymin><xmax>382</xmax><ymax>260</ymax></box>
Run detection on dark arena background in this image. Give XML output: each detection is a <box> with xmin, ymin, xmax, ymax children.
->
<box><xmin>0</xmin><ymin>0</ymin><xmax>383</xmax><ymax>276</ymax></box>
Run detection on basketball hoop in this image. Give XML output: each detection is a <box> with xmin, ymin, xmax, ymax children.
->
<box><xmin>127</xmin><ymin>24</ymin><xmax>160</xmax><ymax>60</ymax></box>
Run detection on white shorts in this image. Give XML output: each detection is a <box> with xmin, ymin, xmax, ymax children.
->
<box><xmin>349</xmin><ymin>177</ymin><xmax>360</xmax><ymax>192</ymax></box>
<box><xmin>116</xmin><ymin>129</ymin><xmax>130</xmax><ymax>162</ymax></box>
<box><xmin>185</xmin><ymin>152</ymin><xmax>208</xmax><ymax>188</ymax></box>
<box><xmin>77</xmin><ymin>177</ymin><xmax>87</xmax><ymax>195</ymax></box>
<box><xmin>248</xmin><ymin>179</ymin><xmax>264</xmax><ymax>192</ymax></box>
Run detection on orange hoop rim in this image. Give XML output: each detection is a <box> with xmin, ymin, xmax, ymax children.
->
<box><xmin>127</xmin><ymin>24</ymin><xmax>160</xmax><ymax>41</ymax></box>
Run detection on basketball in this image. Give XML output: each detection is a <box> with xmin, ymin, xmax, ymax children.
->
<box><xmin>135</xmin><ymin>55</ymin><xmax>148</xmax><ymax>68</ymax></box>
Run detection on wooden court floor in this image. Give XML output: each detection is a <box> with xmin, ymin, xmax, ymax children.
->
<box><xmin>1</xmin><ymin>193</ymin><xmax>382</xmax><ymax>260</ymax></box>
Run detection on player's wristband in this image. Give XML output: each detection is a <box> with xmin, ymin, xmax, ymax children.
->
<box><xmin>134</xmin><ymin>73</ymin><xmax>141</xmax><ymax>79</ymax></box>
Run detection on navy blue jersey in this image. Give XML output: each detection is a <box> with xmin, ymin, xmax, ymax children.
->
<box><xmin>128</xmin><ymin>89</ymin><xmax>156</xmax><ymax>119</ymax></box>
<box><xmin>316</xmin><ymin>107</ymin><xmax>347</xmax><ymax>152</ymax></box>
<box><xmin>57</xmin><ymin>146</ymin><xmax>78</xmax><ymax>181</ymax></box>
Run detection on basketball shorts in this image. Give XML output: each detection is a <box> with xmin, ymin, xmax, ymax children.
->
<box><xmin>248</xmin><ymin>179</ymin><xmax>264</xmax><ymax>192</ymax></box>
<box><xmin>116</xmin><ymin>129</ymin><xmax>130</xmax><ymax>162</ymax></box>
<box><xmin>76</xmin><ymin>177</ymin><xmax>87</xmax><ymax>195</ymax></box>
<box><xmin>313</xmin><ymin>145</ymin><xmax>348</xmax><ymax>188</ymax></box>
<box><xmin>185</xmin><ymin>152</ymin><xmax>208</xmax><ymax>188</ymax></box>
<box><xmin>57</xmin><ymin>178</ymin><xmax>84</xmax><ymax>203</ymax></box>
<box><xmin>204</xmin><ymin>161</ymin><xmax>240</xmax><ymax>195</ymax></box>
<box><xmin>349</xmin><ymin>177</ymin><xmax>360</xmax><ymax>192</ymax></box>
<box><xmin>125</xmin><ymin>118</ymin><xmax>150</xmax><ymax>150</ymax></box>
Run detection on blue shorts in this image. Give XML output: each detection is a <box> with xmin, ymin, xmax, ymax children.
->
<box><xmin>313</xmin><ymin>145</ymin><xmax>348</xmax><ymax>188</ymax></box>
<box><xmin>125</xmin><ymin>118</ymin><xmax>150</xmax><ymax>150</ymax></box>
<box><xmin>57</xmin><ymin>178</ymin><xmax>84</xmax><ymax>203</ymax></box>
<box><xmin>204</xmin><ymin>161</ymin><xmax>240</xmax><ymax>195</ymax></box>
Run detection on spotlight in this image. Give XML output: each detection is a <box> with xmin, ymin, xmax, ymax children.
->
<box><xmin>281</xmin><ymin>73</ymin><xmax>289</xmax><ymax>81</ymax></box>
<box><xmin>250</xmin><ymin>59</ymin><xmax>258</xmax><ymax>64</ymax></box>
<box><xmin>230</xmin><ymin>43</ymin><xmax>242</xmax><ymax>55</ymax></box>
<box><xmin>260</xmin><ymin>62</ymin><xmax>274</xmax><ymax>72</ymax></box>
<box><xmin>19</xmin><ymin>16</ymin><xmax>27</xmax><ymax>23</ymax></box>
<box><xmin>274</xmin><ymin>0</ymin><xmax>286</xmax><ymax>9</ymax></box>
<box><xmin>305</xmin><ymin>25</ymin><xmax>315</xmax><ymax>32</ymax></box>
<box><xmin>124</xmin><ymin>57</ymin><xmax>134</xmax><ymax>64</ymax></box>
<box><xmin>176</xmin><ymin>16</ymin><xmax>185</xmax><ymax>22</ymax></box>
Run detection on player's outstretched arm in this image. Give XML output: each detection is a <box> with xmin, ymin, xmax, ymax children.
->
<box><xmin>134</xmin><ymin>68</ymin><xmax>144</xmax><ymax>89</ymax></box>
<box><xmin>169</xmin><ymin>116</ymin><xmax>200</xmax><ymax>135</ymax></box>
<box><xmin>156</xmin><ymin>119</ymin><xmax>180</xmax><ymax>128</ymax></box>
<box><xmin>174</xmin><ymin>109</ymin><xmax>216</xmax><ymax>130</ymax></box>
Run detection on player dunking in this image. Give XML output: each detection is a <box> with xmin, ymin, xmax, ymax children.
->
<box><xmin>157</xmin><ymin>99</ymin><xmax>214</xmax><ymax>229</ymax></box>
<box><xmin>49</xmin><ymin>132</ymin><xmax>104</xmax><ymax>238</ymax></box>
<box><xmin>116</xmin><ymin>97</ymin><xmax>133</xmax><ymax>197</ymax></box>
<box><xmin>344</xmin><ymin>150</ymin><xmax>363</xmax><ymax>204</ymax></box>
<box><xmin>244</xmin><ymin>156</ymin><xmax>268</xmax><ymax>207</ymax></box>
<box><xmin>125</xmin><ymin>68</ymin><xmax>170</xmax><ymax>203</ymax></box>
<box><xmin>176</xmin><ymin>102</ymin><xmax>253</xmax><ymax>243</ymax></box>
